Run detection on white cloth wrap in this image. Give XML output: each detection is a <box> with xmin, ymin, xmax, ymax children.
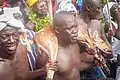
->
<box><xmin>103</xmin><ymin>2</ymin><xmax>116</xmax><ymax>21</ymax></box>
<box><xmin>56</xmin><ymin>0</ymin><xmax>77</xmax><ymax>13</ymax></box>
<box><xmin>0</xmin><ymin>7</ymin><xmax>24</xmax><ymax>31</ymax></box>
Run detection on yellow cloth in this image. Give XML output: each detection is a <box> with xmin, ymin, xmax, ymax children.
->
<box><xmin>26</xmin><ymin>0</ymin><xmax>37</xmax><ymax>7</ymax></box>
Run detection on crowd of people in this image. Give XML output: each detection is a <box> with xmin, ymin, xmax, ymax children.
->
<box><xmin>0</xmin><ymin>0</ymin><xmax>120</xmax><ymax>80</ymax></box>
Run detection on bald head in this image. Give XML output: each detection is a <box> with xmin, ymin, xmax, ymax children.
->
<box><xmin>53</xmin><ymin>11</ymin><xmax>78</xmax><ymax>44</ymax></box>
<box><xmin>53</xmin><ymin>11</ymin><xmax>75</xmax><ymax>28</ymax></box>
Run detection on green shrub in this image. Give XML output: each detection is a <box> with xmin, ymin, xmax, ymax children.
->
<box><xmin>28</xmin><ymin>9</ymin><xmax>50</xmax><ymax>32</ymax></box>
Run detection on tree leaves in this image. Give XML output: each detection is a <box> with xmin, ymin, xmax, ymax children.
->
<box><xmin>28</xmin><ymin>9</ymin><xmax>50</xmax><ymax>32</ymax></box>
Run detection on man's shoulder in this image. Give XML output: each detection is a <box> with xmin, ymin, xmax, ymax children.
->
<box><xmin>16</xmin><ymin>43</ymin><xmax>27</xmax><ymax>55</ymax></box>
<box><xmin>17</xmin><ymin>43</ymin><xmax>26</xmax><ymax>49</ymax></box>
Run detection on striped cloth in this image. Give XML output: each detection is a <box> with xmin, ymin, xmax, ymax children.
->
<box><xmin>19</xmin><ymin>29</ymin><xmax>37</xmax><ymax>71</ymax></box>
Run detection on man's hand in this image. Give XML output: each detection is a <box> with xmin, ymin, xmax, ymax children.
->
<box><xmin>45</xmin><ymin>59</ymin><xmax>58</xmax><ymax>72</ymax></box>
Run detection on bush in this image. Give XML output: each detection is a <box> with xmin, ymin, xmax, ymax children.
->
<box><xmin>28</xmin><ymin>9</ymin><xmax>50</xmax><ymax>32</ymax></box>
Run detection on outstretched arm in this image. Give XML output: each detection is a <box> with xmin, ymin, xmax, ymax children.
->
<box><xmin>27</xmin><ymin>50</ymin><xmax>49</xmax><ymax>79</ymax></box>
<box><xmin>28</xmin><ymin>49</ymin><xmax>57</xmax><ymax>80</ymax></box>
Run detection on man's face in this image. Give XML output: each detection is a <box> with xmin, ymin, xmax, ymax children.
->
<box><xmin>88</xmin><ymin>0</ymin><xmax>103</xmax><ymax>20</ymax></box>
<box><xmin>115</xmin><ymin>7</ymin><xmax>120</xmax><ymax>22</ymax></box>
<box><xmin>36</xmin><ymin>1</ymin><xmax>48</xmax><ymax>15</ymax></box>
<box><xmin>111</xmin><ymin>4</ymin><xmax>120</xmax><ymax>22</ymax></box>
<box><xmin>59</xmin><ymin>18</ymin><xmax>78</xmax><ymax>43</ymax></box>
<box><xmin>0</xmin><ymin>26</ymin><xmax>20</xmax><ymax>55</ymax></box>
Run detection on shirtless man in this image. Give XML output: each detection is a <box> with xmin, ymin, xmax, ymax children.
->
<box><xmin>0</xmin><ymin>9</ymin><xmax>58</xmax><ymax>80</ymax></box>
<box><xmin>81</xmin><ymin>0</ymin><xmax>103</xmax><ymax>37</ymax></box>
<box><xmin>80</xmin><ymin>0</ymin><xmax>112</xmax><ymax>56</ymax></box>
<box><xmin>81</xmin><ymin>0</ymin><xmax>103</xmax><ymax>23</ymax></box>
<box><xmin>51</xmin><ymin>10</ymin><xmax>110</xmax><ymax>80</ymax></box>
<box><xmin>81</xmin><ymin>0</ymin><xmax>112</xmax><ymax>44</ymax></box>
<box><xmin>51</xmin><ymin>11</ymin><xmax>80</xmax><ymax>80</ymax></box>
<box><xmin>79</xmin><ymin>0</ymin><xmax>113</xmax><ymax>79</ymax></box>
<box><xmin>0</xmin><ymin>20</ymin><xmax>30</xmax><ymax>80</ymax></box>
<box><xmin>35</xmin><ymin>11</ymin><xmax>96</xmax><ymax>80</ymax></box>
<box><xmin>0</xmin><ymin>22</ymin><xmax>46</xmax><ymax>80</ymax></box>
<box><xmin>81</xmin><ymin>0</ymin><xmax>104</xmax><ymax>39</ymax></box>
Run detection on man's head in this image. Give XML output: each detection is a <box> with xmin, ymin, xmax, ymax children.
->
<box><xmin>110</xmin><ymin>3</ymin><xmax>120</xmax><ymax>22</ymax></box>
<box><xmin>0</xmin><ymin>24</ymin><xmax>20</xmax><ymax>57</ymax></box>
<box><xmin>0</xmin><ymin>7</ymin><xmax>24</xmax><ymax>59</ymax></box>
<box><xmin>82</xmin><ymin>0</ymin><xmax>103</xmax><ymax>20</ymax></box>
<box><xmin>53</xmin><ymin>11</ymin><xmax>78</xmax><ymax>44</ymax></box>
<box><xmin>33</xmin><ymin>0</ymin><xmax>48</xmax><ymax>15</ymax></box>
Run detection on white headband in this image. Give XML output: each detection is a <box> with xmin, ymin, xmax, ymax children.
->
<box><xmin>0</xmin><ymin>7</ymin><xmax>25</xmax><ymax>31</ymax></box>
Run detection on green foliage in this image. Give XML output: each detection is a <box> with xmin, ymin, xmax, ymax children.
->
<box><xmin>28</xmin><ymin>9</ymin><xmax>50</xmax><ymax>32</ymax></box>
<box><xmin>102</xmin><ymin>0</ymin><xmax>107</xmax><ymax>7</ymax></box>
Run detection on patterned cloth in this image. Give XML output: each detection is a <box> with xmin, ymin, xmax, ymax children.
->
<box><xmin>103</xmin><ymin>2</ymin><xmax>116</xmax><ymax>21</ymax></box>
<box><xmin>0</xmin><ymin>7</ymin><xmax>24</xmax><ymax>31</ymax></box>
<box><xmin>56</xmin><ymin>0</ymin><xmax>77</xmax><ymax>14</ymax></box>
<box><xmin>1</xmin><ymin>0</ymin><xmax>11</xmax><ymax>8</ymax></box>
<box><xmin>20</xmin><ymin>29</ymin><xmax>37</xmax><ymax>71</ymax></box>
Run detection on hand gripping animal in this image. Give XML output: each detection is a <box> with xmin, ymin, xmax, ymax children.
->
<box><xmin>77</xmin><ymin>27</ymin><xmax>111</xmax><ymax>75</ymax></box>
<box><xmin>33</xmin><ymin>25</ymin><xmax>58</xmax><ymax>80</ymax></box>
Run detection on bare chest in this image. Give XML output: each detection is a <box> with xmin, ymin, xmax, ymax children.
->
<box><xmin>0</xmin><ymin>60</ymin><xmax>15</xmax><ymax>80</ymax></box>
<box><xmin>0</xmin><ymin>58</ymin><xmax>28</xmax><ymax>80</ymax></box>
<box><xmin>13</xmin><ymin>52</ymin><xmax>29</xmax><ymax>80</ymax></box>
<box><xmin>56</xmin><ymin>44</ymin><xmax>80</xmax><ymax>76</ymax></box>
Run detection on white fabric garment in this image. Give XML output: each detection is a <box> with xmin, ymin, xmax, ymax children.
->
<box><xmin>56</xmin><ymin>0</ymin><xmax>77</xmax><ymax>14</ymax></box>
<box><xmin>103</xmin><ymin>2</ymin><xmax>116</xmax><ymax>20</ymax></box>
<box><xmin>3</xmin><ymin>7</ymin><xmax>22</xmax><ymax>20</ymax></box>
<box><xmin>103</xmin><ymin>2</ymin><xmax>118</xmax><ymax>43</ymax></box>
<box><xmin>103</xmin><ymin>2</ymin><xmax>120</xmax><ymax>58</ymax></box>
<box><xmin>110</xmin><ymin>20</ymin><xmax>118</xmax><ymax>29</ymax></box>
<box><xmin>0</xmin><ymin>7</ymin><xmax>24</xmax><ymax>31</ymax></box>
<box><xmin>0</xmin><ymin>22</ymin><xmax>7</xmax><ymax>31</ymax></box>
<box><xmin>112</xmin><ymin>37</ymin><xmax>120</xmax><ymax>57</ymax></box>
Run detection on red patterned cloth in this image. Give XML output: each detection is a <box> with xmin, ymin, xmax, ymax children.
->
<box><xmin>1</xmin><ymin>0</ymin><xmax>11</xmax><ymax>8</ymax></box>
<box><xmin>52</xmin><ymin>0</ymin><xmax>56</xmax><ymax>14</ymax></box>
<box><xmin>72</xmin><ymin>0</ymin><xmax>77</xmax><ymax>8</ymax></box>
